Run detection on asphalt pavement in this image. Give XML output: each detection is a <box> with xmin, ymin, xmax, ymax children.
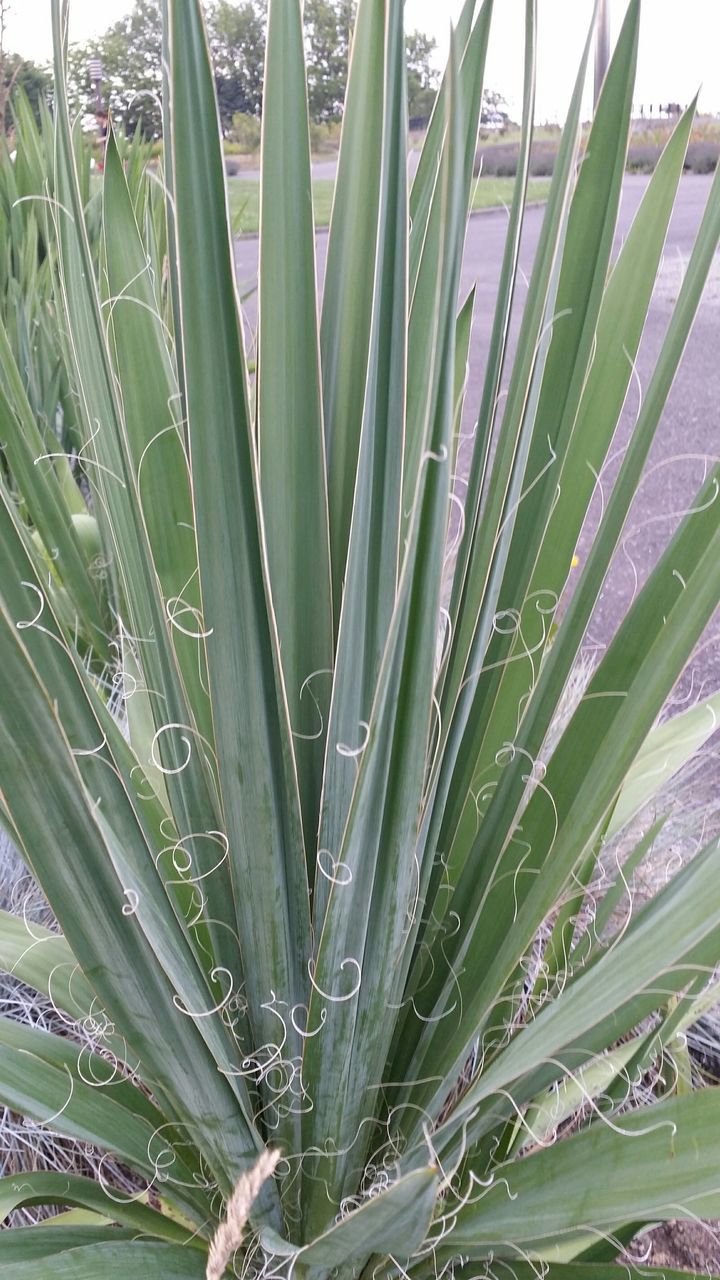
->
<box><xmin>235</xmin><ymin>173</ymin><xmax>720</xmax><ymax>696</ymax></box>
<box><xmin>238</xmin><ymin>158</ymin><xmax>340</xmax><ymax>181</ymax></box>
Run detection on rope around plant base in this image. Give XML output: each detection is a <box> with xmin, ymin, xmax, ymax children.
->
<box><xmin>206</xmin><ymin>1148</ymin><xmax>281</xmax><ymax>1280</ymax></box>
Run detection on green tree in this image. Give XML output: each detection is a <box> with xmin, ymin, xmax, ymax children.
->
<box><xmin>1</xmin><ymin>55</ymin><xmax>49</xmax><ymax>132</ymax></box>
<box><xmin>67</xmin><ymin>0</ymin><xmax>163</xmax><ymax>138</ymax></box>
<box><xmin>209</xmin><ymin>0</ymin><xmax>363</xmax><ymax>128</ymax></box>
<box><xmin>0</xmin><ymin>0</ymin><xmax>48</xmax><ymax>137</ymax></box>
<box><xmin>304</xmin><ymin>0</ymin><xmax>355</xmax><ymax>122</ymax></box>
<box><xmin>207</xmin><ymin>0</ymin><xmax>266</xmax><ymax>132</ymax></box>
<box><xmin>406</xmin><ymin>29</ymin><xmax>438</xmax><ymax>123</ymax></box>
<box><xmin>62</xmin><ymin>0</ymin><xmax>445</xmax><ymax>137</ymax></box>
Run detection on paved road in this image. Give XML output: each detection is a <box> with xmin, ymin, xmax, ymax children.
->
<box><xmin>237</xmin><ymin>152</ymin><xmax>421</xmax><ymax>182</ymax></box>
<box><xmin>238</xmin><ymin>157</ymin><xmax>340</xmax><ymax>181</ymax></box>
<box><xmin>236</xmin><ymin>173</ymin><xmax>720</xmax><ymax>696</ymax></box>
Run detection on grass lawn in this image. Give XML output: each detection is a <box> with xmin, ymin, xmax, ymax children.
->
<box><xmin>227</xmin><ymin>175</ymin><xmax>551</xmax><ymax>235</ymax></box>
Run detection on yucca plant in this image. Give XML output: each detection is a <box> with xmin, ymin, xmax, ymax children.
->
<box><xmin>0</xmin><ymin>91</ymin><xmax>169</xmax><ymax>672</ymax></box>
<box><xmin>0</xmin><ymin>92</ymin><xmax>82</xmax><ymax>480</ymax></box>
<box><xmin>1</xmin><ymin>0</ymin><xmax>720</xmax><ymax>1275</ymax></box>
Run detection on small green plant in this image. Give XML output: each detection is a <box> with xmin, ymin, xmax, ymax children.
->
<box><xmin>309</xmin><ymin>118</ymin><xmax>342</xmax><ymax>153</ymax></box>
<box><xmin>230</xmin><ymin>111</ymin><xmax>262</xmax><ymax>153</ymax></box>
<box><xmin>1</xmin><ymin>0</ymin><xmax>720</xmax><ymax>1277</ymax></box>
<box><xmin>0</xmin><ymin>92</ymin><xmax>84</xmax><ymax>455</ymax></box>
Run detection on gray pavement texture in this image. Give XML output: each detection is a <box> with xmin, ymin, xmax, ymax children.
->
<box><xmin>235</xmin><ymin>173</ymin><xmax>720</xmax><ymax>701</ymax></box>
<box><xmin>239</xmin><ymin>158</ymin><xmax>341</xmax><ymax>181</ymax></box>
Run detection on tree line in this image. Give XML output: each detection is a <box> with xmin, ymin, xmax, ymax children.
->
<box><xmin>0</xmin><ymin>0</ymin><xmax>49</xmax><ymax>133</ymax></box>
<box><xmin>1</xmin><ymin>0</ymin><xmax>508</xmax><ymax>144</ymax></box>
<box><xmin>64</xmin><ymin>0</ymin><xmax>440</xmax><ymax>138</ymax></box>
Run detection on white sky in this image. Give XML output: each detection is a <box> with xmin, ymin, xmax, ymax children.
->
<box><xmin>7</xmin><ymin>0</ymin><xmax>720</xmax><ymax>122</ymax></box>
<box><xmin>406</xmin><ymin>0</ymin><xmax>720</xmax><ymax>121</ymax></box>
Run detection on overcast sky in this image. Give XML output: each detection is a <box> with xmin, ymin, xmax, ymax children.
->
<box><xmin>7</xmin><ymin>0</ymin><xmax>720</xmax><ymax>122</ymax></box>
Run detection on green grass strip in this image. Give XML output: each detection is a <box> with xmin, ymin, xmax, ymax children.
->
<box><xmin>228</xmin><ymin>175</ymin><xmax>551</xmax><ymax>234</ymax></box>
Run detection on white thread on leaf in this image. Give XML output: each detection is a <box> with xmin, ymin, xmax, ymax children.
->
<box><xmin>121</xmin><ymin>889</ymin><xmax>139</xmax><ymax>916</ymax></box>
<box><xmin>308</xmin><ymin>956</ymin><xmax>362</xmax><ymax>1003</ymax></box>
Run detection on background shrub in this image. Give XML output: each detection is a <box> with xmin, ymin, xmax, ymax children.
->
<box><xmin>686</xmin><ymin>141</ymin><xmax>720</xmax><ymax>173</ymax></box>
<box><xmin>229</xmin><ymin>110</ymin><xmax>262</xmax><ymax>153</ymax></box>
